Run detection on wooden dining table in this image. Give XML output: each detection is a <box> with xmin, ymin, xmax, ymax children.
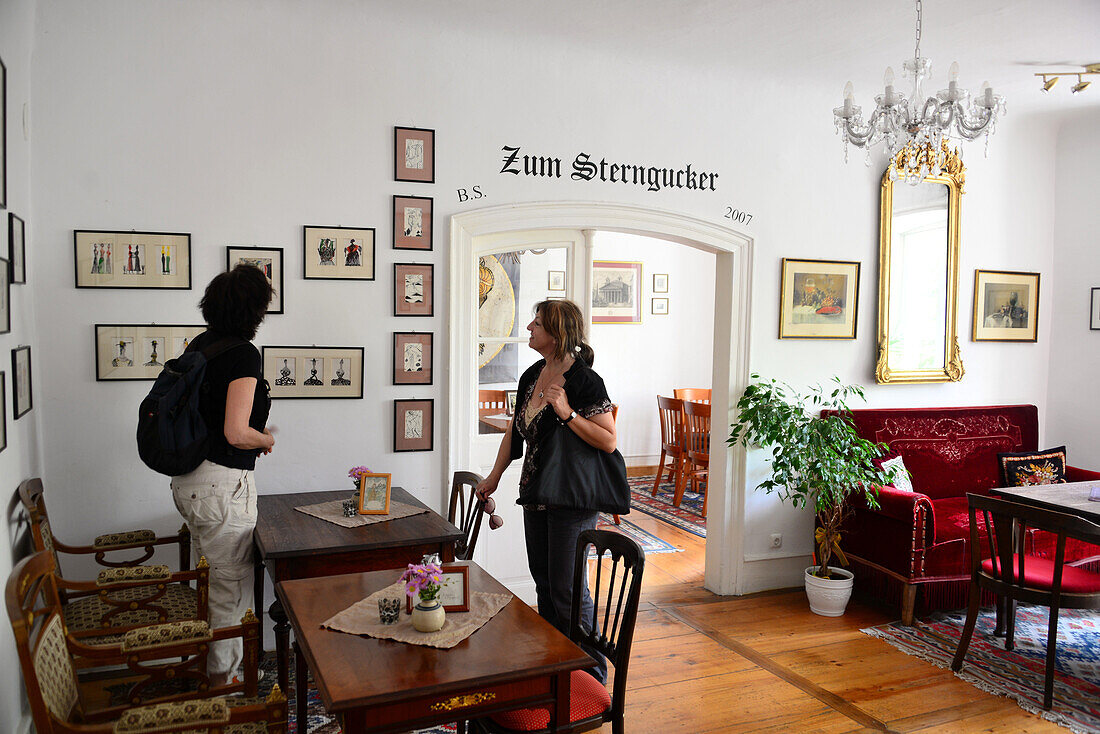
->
<box><xmin>991</xmin><ymin>479</ymin><xmax>1100</xmax><ymax>523</ymax></box>
<box><xmin>277</xmin><ymin>563</ymin><xmax>592</xmax><ymax>733</ymax></box>
<box><xmin>253</xmin><ymin>487</ymin><xmax>464</xmax><ymax>693</ymax></box>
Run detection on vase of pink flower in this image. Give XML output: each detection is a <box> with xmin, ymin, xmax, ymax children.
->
<box><xmin>401</xmin><ymin>562</ymin><xmax>446</xmax><ymax>632</ymax></box>
<box><xmin>348</xmin><ymin>465</ymin><xmax>372</xmax><ymax>494</ymax></box>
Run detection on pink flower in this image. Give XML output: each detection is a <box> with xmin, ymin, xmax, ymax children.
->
<box><xmin>399</xmin><ymin>562</ymin><xmax>443</xmax><ymax>602</ymax></box>
<box><xmin>347</xmin><ymin>465</ymin><xmax>372</xmax><ymax>480</ymax></box>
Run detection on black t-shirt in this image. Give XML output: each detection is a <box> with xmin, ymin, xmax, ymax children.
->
<box><xmin>189</xmin><ymin>330</ymin><xmax>270</xmax><ymax>471</ymax></box>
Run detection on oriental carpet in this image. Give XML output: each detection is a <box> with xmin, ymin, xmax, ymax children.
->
<box><xmin>626</xmin><ymin>474</ymin><xmax>706</xmax><ymax>538</ymax></box>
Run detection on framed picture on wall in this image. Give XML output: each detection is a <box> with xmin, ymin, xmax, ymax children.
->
<box><xmin>303</xmin><ymin>225</ymin><xmax>375</xmax><ymax>280</ymax></box>
<box><xmin>393</xmin><ymin>332</ymin><xmax>433</xmax><ymax>385</ymax></box>
<box><xmin>0</xmin><ymin>258</ymin><xmax>10</xmax><ymax>334</ymax></box>
<box><xmin>778</xmin><ymin>258</ymin><xmax>860</xmax><ymax>339</ymax></box>
<box><xmin>227</xmin><ymin>246</ymin><xmax>284</xmax><ymax>314</ymax></box>
<box><xmin>393</xmin><ymin>195</ymin><xmax>433</xmax><ymax>250</ymax></box>
<box><xmin>11</xmin><ymin>345</ymin><xmax>31</xmax><ymax>419</ymax></box>
<box><xmin>591</xmin><ymin>261</ymin><xmax>642</xmax><ymax>324</ymax></box>
<box><xmin>548</xmin><ymin>270</ymin><xmax>566</xmax><ymax>292</ymax></box>
<box><xmin>9</xmin><ymin>213</ymin><xmax>25</xmax><ymax>284</ymax></box>
<box><xmin>94</xmin><ymin>324</ymin><xmax>205</xmax><ymax>381</ymax></box>
<box><xmin>0</xmin><ymin>373</ymin><xmax>6</xmax><ymax>455</ymax></box>
<box><xmin>505</xmin><ymin>389</ymin><xmax>518</xmax><ymax>416</ymax></box>
<box><xmin>262</xmin><ymin>345</ymin><xmax>364</xmax><ymax>399</ymax></box>
<box><xmin>74</xmin><ymin>230</ymin><xmax>192</xmax><ymax>289</ymax></box>
<box><xmin>1091</xmin><ymin>288</ymin><xmax>1100</xmax><ymax>331</ymax></box>
<box><xmin>652</xmin><ymin>297</ymin><xmax>669</xmax><ymax>315</ymax></box>
<box><xmin>972</xmin><ymin>269</ymin><xmax>1040</xmax><ymax>342</ymax></box>
<box><xmin>653</xmin><ymin>273</ymin><xmax>669</xmax><ymax>293</ymax></box>
<box><xmin>394</xmin><ymin>263</ymin><xmax>434</xmax><ymax>317</ymax></box>
<box><xmin>394</xmin><ymin>126</ymin><xmax>435</xmax><ymax>183</ymax></box>
<box><xmin>0</xmin><ymin>55</ymin><xmax>6</xmax><ymax>210</ymax></box>
<box><xmin>395</xmin><ymin>398</ymin><xmax>433</xmax><ymax>452</ymax></box>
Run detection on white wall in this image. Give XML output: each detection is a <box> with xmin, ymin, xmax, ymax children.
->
<box><xmin>1046</xmin><ymin>109</ymin><xmax>1100</xmax><ymax>467</ymax></box>
<box><xmin>590</xmin><ymin>231</ymin><xmax>714</xmax><ymax>465</ymax></box>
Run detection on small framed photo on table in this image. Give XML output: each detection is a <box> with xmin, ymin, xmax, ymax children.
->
<box><xmin>227</xmin><ymin>246</ymin><xmax>284</xmax><ymax>314</ymax></box>
<box><xmin>439</xmin><ymin>564</ymin><xmax>470</xmax><ymax>612</ymax></box>
<box><xmin>394</xmin><ymin>126</ymin><xmax>435</xmax><ymax>183</ymax></box>
<box><xmin>357</xmin><ymin>473</ymin><xmax>392</xmax><ymax>515</ymax></box>
<box><xmin>393</xmin><ymin>195</ymin><xmax>433</xmax><ymax>251</ymax></box>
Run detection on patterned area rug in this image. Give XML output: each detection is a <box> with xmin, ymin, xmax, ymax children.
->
<box><xmin>596</xmin><ymin>513</ymin><xmax>682</xmax><ymax>555</ymax></box>
<box><xmin>626</xmin><ymin>474</ymin><xmax>706</xmax><ymax>538</ymax></box>
<box><xmin>862</xmin><ymin>605</ymin><xmax>1100</xmax><ymax>733</ymax></box>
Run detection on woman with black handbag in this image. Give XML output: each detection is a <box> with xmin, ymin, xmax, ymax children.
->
<box><xmin>476</xmin><ymin>299</ymin><xmax>628</xmax><ymax>683</ymax></box>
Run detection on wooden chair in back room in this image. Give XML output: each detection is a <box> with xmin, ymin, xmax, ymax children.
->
<box><xmin>673</xmin><ymin>388</ymin><xmax>711</xmax><ymax>404</ymax></box>
<box><xmin>653</xmin><ymin>396</ymin><xmax>686</xmax><ymax>499</ymax></box>
<box><xmin>678</xmin><ymin>399</ymin><xmax>711</xmax><ymax>518</ymax></box>
<box><xmin>449</xmin><ymin>471</ymin><xmax>488</xmax><ymax>561</ymax></box>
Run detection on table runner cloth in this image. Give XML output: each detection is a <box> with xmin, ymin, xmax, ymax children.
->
<box><xmin>294</xmin><ymin>498</ymin><xmax>428</xmax><ymax>528</ymax></box>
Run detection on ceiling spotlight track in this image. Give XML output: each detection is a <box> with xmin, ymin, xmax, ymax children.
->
<box><xmin>1035</xmin><ymin>64</ymin><xmax>1098</xmax><ymax>95</ymax></box>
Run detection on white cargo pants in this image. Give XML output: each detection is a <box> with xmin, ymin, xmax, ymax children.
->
<box><xmin>171</xmin><ymin>460</ymin><xmax>257</xmax><ymax>677</ymax></box>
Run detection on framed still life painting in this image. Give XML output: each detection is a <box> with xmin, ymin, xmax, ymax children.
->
<box><xmin>303</xmin><ymin>226</ymin><xmax>375</xmax><ymax>280</ymax></box>
<box><xmin>394</xmin><ymin>126</ymin><xmax>435</xmax><ymax>183</ymax></box>
<box><xmin>393</xmin><ymin>195</ymin><xmax>433</xmax><ymax>251</ymax></box>
<box><xmin>393</xmin><ymin>332</ymin><xmax>433</xmax><ymax>385</ymax></box>
<box><xmin>74</xmin><ymin>230</ymin><xmax>192</xmax><ymax>289</ymax></box>
<box><xmin>394</xmin><ymin>398</ymin><xmax>433</xmax><ymax>452</ymax></box>
<box><xmin>591</xmin><ymin>261</ymin><xmax>642</xmax><ymax>324</ymax></box>
<box><xmin>972</xmin><ymin>269</ymin><xmax>1040</xmax><ymax>342</ymax></box>
<box><xmin>778</xmin><ymin>258</ymin><xmax>860</xmax><ymax>339</ymax></box>
<box><xmin>227</xmin><ymin>246</ymin><xmax>284</xmax><ymax>314</ymax></box>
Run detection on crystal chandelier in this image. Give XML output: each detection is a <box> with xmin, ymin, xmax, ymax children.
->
<box><xmin>833</xmin><ymin>0</ymin><xmax>1006</xmax><ymax>183</ymax></box>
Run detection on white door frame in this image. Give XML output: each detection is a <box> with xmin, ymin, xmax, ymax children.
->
<box><xmin>448</xmin><ymin>201</ymin><xmax>753</xmax><ymax>595</ymax></box>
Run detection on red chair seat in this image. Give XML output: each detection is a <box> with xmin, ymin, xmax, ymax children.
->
<box><xmin>981</xmin><ymin>555</ymin><xmax>1100</xmax><ymax>593</ymax></box>
<box><xmin>488</xmin><ymin>669</ymin><xmax>611</xmax><ymax>731</ymax></box>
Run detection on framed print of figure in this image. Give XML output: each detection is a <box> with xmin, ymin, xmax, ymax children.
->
<box><xmin>972</xmin><ymin>269</ymin><xmax>1040</xmax><ymax>342</ymax></box>
<box><xmin>393</xmin><ymin>332</ymin><xmax>433</xmax><ymax>385</ymax></box>
<box><xmin>227</xmin><ymin>246</ymin><xmax>284</xmax><ymax>314</ymax></box>
<box><xmin>0</xmin><ymin>258</ymin><xmax>10</xmax><ymax>334</ymax></box>
<box><xmin>262</xmin><ymin>345</ymin><xmax>364</xmax><ymax>399</ymax></box>
<box><xmin>357</xmin><ymin>472</ymin><xmax>392</xmax><ymax>515</ymax></box>
<box><xmin>394</xmin><ymin>126</ymin><xmax>435</xmax><ymax>183</ymax></box>
<box><xmin>74</xmin><ymin>230</ymin><xmax>191</xmax><ymax>289</ymax></box>
<box><xmin>303</xmin><ymin>226</ymin><xmax>375</xmax><ymax>280</ymax></box>
<box><xmin>591</xmin><ymin>261</ymin><xmax>642</xmax><ymax>324</ymax></box>
<box><xmin>395</xmin><ymin>398</ymin><xmax>433</xmax><ymax>452</ymax></box>
<box><xmin>9</xmin><ymin>213</ymin><xmax>24</xmax><ymax>283</ymax></box>
<box><xmin>11</xmin><ymin>345</ymin><xmax>31</xmax><ymax>419</ymax></box>
<box><xmin>778</xmin><ymin>258</ymin><xmax>860</xmax><ymax>339</ymax></box>
<box><xmin>94</xmin><ymin>324</ymin><xmax>205</xmax><ymax>381</ymax></box>
<box><xmin>394</xmin><ymin>263</ymin><xmax>433</xmax><ymax>317</ymax></box>
<box><xmin>0</xmin><ymin>373</ymin><xmax>6</xmax><ymax>455</ymax></box>
<box><xmin>393</xmin><ymin>195</ymin><xmax>433</xmax><ymax>251</ymax></box>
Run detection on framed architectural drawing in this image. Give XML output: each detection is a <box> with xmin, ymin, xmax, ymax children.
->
<box><xmin>393</xmin><ymin>332</ymin><xmax>433</xmax><ymax>385</ymax></box>
<box><xmin>94</xmin><ymin>324</ymin><xmax>205</xmax><ymax>381</ymax></box>
<box><xmin>357</xmin><ymin>473</ymin><xmax>392</xmax><ymax>515</ymax></box>
<box><xmin>262</xmin><ymin>345</ymin><xmax>364</xmax><ymax>399</ymax></box>
<box><xmin>394</xmin><ymin>263</ymin><xmax>433</xmax><ymax>317</ymax></box>
<box><xmin>11</xmin><ymin>345</ymin><xmax>31</xmax><ymax>419</ymax></box>
<box><xmin>591</xmin><ymin>261</ymin><xmax>642</xmax><ymax>324</ymax></box>
<box><xmin>394</xmin><ymin>398</ymin><xmax>433</xmax><ymax>452</ymax></box>
<box><xmin>393</xmin><ymin>195</ymin><xmax>433</xmax><ymax>250</ymax></box>
<box><xmin>394</xmin><ymin>126</ymin><xmax>435</xmax><ymax>183</ymax></box>
<box><xmin>227</xmin><ymin>246</ymin><xmax>284</xmax><ymax>314</ymax></box>
<box><xmin>303</xmin><ymin>225</ymin><xmax>375</xmax><ymax>280</ymax></box>
<box><xmin>652</xmin><ymin>297</ymin><xmax>669</xmax><ymax>315</ymax></box>
<box><xmin>548</xmin><ymin>270</ymin><xmax>566</xmax><ymax>292</ymax></box>
<box><xmin>0</xmin><ymin>258</ymin><xmax>8</xmax><ymax>334</ymax></box>
<box><xmin>8</xmin><ymin>213</ymin><xmax>24</xmax><ymax>284</ymax></box>
<box><xmin>778</xmin><ymin>258</ymin><xmax>860</xmax><ymax>339</ymax></box>
<box><xmin>972</xmin><ymin>269</ymin><xmax>1040</xmax><ymax>342</ymax></box>
<box><xmin>74</xmin><ymin>230</ymin><xmax>192</xmax><ymax>289</ymax></box>
<box><xmin>653</xmin><ymin>273</ymin><xmax>668</xmax><ymax>293</ymax></box>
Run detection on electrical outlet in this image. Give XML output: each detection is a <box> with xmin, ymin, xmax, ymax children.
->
<box><xmin>770</xmin><ymin>533</ymin><xmax>782</xmax><ymax>548</ymax></box>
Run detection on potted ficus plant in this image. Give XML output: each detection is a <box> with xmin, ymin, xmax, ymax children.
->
<box><xmin>727</xmin><ymin>374</ymin><xmax>891</xmax><ymax>616</ymax></box>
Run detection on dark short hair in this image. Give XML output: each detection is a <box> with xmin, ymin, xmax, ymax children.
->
<box><xmin>534</xmin><ymin>299</ymin><xmax>595</xmax><ymax>366</ymax></box>
<box><xmin>199</xmin><ymin>264</ymin><xmax>273</xmax><ymax>340</ymax></box>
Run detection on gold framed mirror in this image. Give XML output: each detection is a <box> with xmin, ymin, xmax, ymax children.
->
<box><xmin>875</xmin><ymin>141</ymin><xmax>965</xmax><ymax>384</ymax></box>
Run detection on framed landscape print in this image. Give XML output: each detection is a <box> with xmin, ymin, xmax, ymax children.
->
<box><xmin>227</xmin><ymin>246</ymin><xmax>284</xmax><ymax>314</ymax></box>
<box><xmin>394</xmin><ymin>126</ymin><xmax>435</xmax><ymax>183</ymax></box>
<box><xmin>394</xmin><ymin>263</ymin><xmax>433</xmax><ymax>317</ymax></box>
<box><xmin>262</xmin><ymin>345</ymin><xmax>364</xmax><ymax>399</ymax></box>
<box><xmin>94</xmin><ymin>324</ymin><xmax>205</xmax><ymax>381</ymax></box>
<box><xmin>0</xmin><ymin>258</ymin><xmax>10</xmax><ymax>334</ymax></box>
<box><xmin>653</xmin><ymin>273</ymin><xmax>669</xmax><ymax>293</ymax></box>
<box><xmin>9</xmin><ymin>213</ymin><xmax>24</xmax><ymax>283</ymax></box>
<box><xmin>652</xmin><ymin>297</ymin><xmax>669</xmax><ymax>315</ymax></box>
<box><xmin>972</xmin><ymin>269</ymin><xmax>1040</xmax><ymax>342</ymax></box>
<box><xmin>11</xmin><ymin>345</ymin><xmax>31</xmax><ymax>419</ymax></box>
<box><xmin>591</xmin><ymin>261</ymin><xmax>642</xmax><ymax>324</ymax></box>
<box><xmin>393</xmin><ymin>195</ymin><xmax>433</xmax><ymax>251</ymax></box>
<box><xmin>357</xmin><ymin>472</ymin><xmax>392</xmax><ymax>515</ymax></box>
<box><xmin>393</xmin><ymin>332</ymin><xmax>433</xmax><ymax>385</ymax></box>
<box><xmin>74</xmin><ymin>230</ymin><xmax>192</xmax><ymax>289</ymax></box>
<box><xmin>778</xmin><ymin>258</ymin><xmax>860</xmax><ymax>339</ymax></box>
<box><xmin>303</xmin><ymin>225</ymin><xmax>375</xmax><ymax>280</ymax></box>
<box><xmin>394</xmin><ymin>398</ymin><xmax>433</xmax><ymax>452</ymax></box>
<box><xmin>548</xmin><ymin>270</ymin><xmax>566</xmax><ymax>292</ymax></box>
<box><xmin>1091</xmin><ymin>288</ymin><xmax>1100</xmax><ymax>331</ymax></box>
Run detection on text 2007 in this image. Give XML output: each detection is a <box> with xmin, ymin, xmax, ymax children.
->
<box><xmin>724</xmin><ymin>207</ymin><xmax>753</xmax><ymax>225</ymax></box>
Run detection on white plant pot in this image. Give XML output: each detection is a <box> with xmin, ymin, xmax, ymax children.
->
<box><xmin>804</xmin><ymin>566</ymin><xmax>854</xmax><ymax>617</ymax></box>
<box><xmin>412</xmin><ymin>600</ymin><xmax>446</xmax><ymax>632</ymax></box>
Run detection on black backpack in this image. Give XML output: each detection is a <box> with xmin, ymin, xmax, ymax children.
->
<box><xmin>136</xmin><ymin>336</ymin><xmax>243</xmax><ymax>476</ymax></box>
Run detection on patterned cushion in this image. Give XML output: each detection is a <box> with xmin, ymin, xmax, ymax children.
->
<box><xmin>121</xmin><ymin>620</ymin><xmax>212</xmax><ymax>652</ymax></box>
<box><xmin>998</xmin><ymin>446</ymin><xmax>1067</xmax><ymax>487</ymax></box>
<box><xmin>64</xmin><ymin>583</ymin><xmax>198</xmax><ymax>632</ymax></box>
<box><xmin>113</xmin><ymin>697</ymin><xmax>229</xmax><ymax>732</ymax></box>
<box><xmin>488</xmin><ymin>669</ymin><xmax>611</xmax><ymax>730</ymax></box>
<box><xmin>97</xmin><ymin>565</ymin><xmax>172</xmax><ymax>586</ymax></box>
<box><xmin>874</xmin><ymin>453</ymin><xmax>914</xmax><ymax>493</ymax></box>
<box><xmin>33</xmin><ymin>614</ymin><xmax>79</xmax><ymax>721</ymax></box>
<box><xmin>40</xmin><ymin>517</ymin><xmax>61</xmax><ymax>570</ymax></box>
<box><xmin>95</xmin><ymin>529</ymin><xmax>157</xmax><ymax>548</ymax></box>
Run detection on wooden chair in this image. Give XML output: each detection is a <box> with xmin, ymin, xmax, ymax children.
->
<box><xmin>951</xmin><ymin>493</ymin><xmax>1100</xmax><ymax>710</ymax></box>
<box><xmin>673</xmin><ymin>388</ymin><xmax>711</xmax><ymax>404</ymax></box>
<box><xmin>449</xmin><ymin>471</ymin><xmax>487</xmax><ymax>561</ymax></box>
<box><xmin>654</xmin><ymin>397</ymin><xmax>686</xmax><ymax>499</ymax></box>
<box><xmin>6</xmin><ymin>550</ymin><xmax>287</xmax><ymax>733</ymax></box>
<box><xmin>473</xmin><ymin>529</ymin><xmax>645</xmax><ymax>734</ymax></box>
<box><xmin>677</xmin><ymin>400</ymin><xmax>711</xmax><ymax>517</ymax></box>
<box><xmin>19</xmin><ymin>478</ymin><xmax>209</xmax><ymax>657</ymax></box>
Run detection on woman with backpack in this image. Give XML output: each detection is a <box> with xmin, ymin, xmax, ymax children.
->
<box><xmin>171</xmin><ymin>264</ymin><xmax>275</xmax><ymax>688</ymax></box>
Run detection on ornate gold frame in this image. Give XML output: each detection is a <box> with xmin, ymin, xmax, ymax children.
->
<box><xmin>875</xmin><ymin>141</ymin><xmax>965</xmax><ymax>384</ymax></box>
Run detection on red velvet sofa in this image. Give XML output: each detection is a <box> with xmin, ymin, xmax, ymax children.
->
<box><xmin>828</xmin><ymin>404</ymin><xmax>1100</xmax><ymax>624</ymax></box>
